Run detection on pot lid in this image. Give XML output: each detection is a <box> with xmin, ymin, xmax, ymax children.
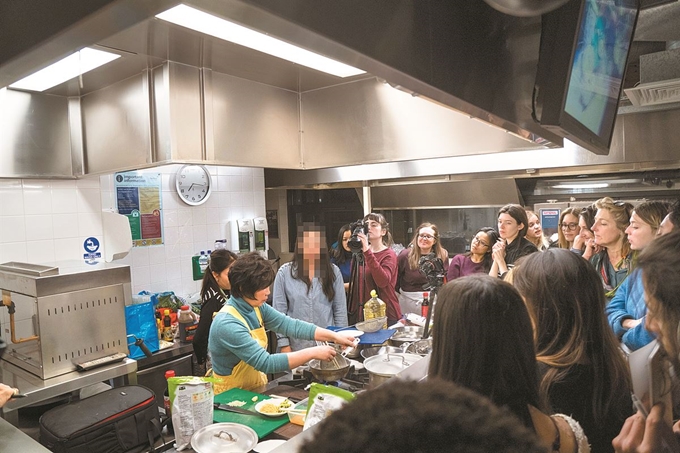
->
<box><xmin>364</xmin><ymin>353</ymin><xmax>422</xmax><ymax>375</ymax></box>
<box><xmin>191</xmin><ymin>422</ymin><xmax>258</xmax><ymax>453</ymax></box>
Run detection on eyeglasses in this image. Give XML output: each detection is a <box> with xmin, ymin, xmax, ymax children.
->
<box><xmin>560</xmin><ymin>222</ymin><xmax>579</xmax><ymax>231</ymax></box>
<box><xmin>472</xmin><ymin>237</ymin><xmax>490</xmax><ymax>247</ymax></box>
<box><xmin>418</xmin><ymin>234</ymin><xmax>435</xmax><ymax>240</ymax></box>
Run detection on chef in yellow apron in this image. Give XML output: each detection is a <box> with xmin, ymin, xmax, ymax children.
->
<box><xmin>208</xmin><ymin>252</ymin><xmax>355</xmax><ymax>394</ymax></box>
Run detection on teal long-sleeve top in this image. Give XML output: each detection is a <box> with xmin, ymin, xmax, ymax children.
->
<box><xmin>208</xmin><ymin>296</ymin><xmax>317</xmax><ymax>376</ymax></box>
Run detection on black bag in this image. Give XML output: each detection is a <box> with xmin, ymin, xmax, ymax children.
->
<box><xmin>39</xmin><ymin>385</ymin><xmax>161</xmax><ymax>453</ymax></box>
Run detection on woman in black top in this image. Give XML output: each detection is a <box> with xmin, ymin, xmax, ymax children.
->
<box><xmin>513</xmin><ymin>249</ymin><xmax>632</xmax><ymax>453</ymax></box>
<box><xmin>489</xmin><ymin>204</ymin><xmax>537</xmax><ymax>279</ymax></box>
<box><xmin>193</xmin><ymin>249</ymin><xmax>238</xmax><ymax>367</ymax></box>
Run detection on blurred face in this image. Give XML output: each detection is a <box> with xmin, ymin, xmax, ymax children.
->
<box><xmin>417</xmin><ymin>227</ymin><xmax>436</xmax><ymax>253</ymax></box>
<box><xmin>498</xmin><ymin>213</ymin><xmax>522</xmax><ymax>241</ymax></box>
<box><xmin>592</xmin><ymin>208</ymin><xmax>623</xmax><ymax>248</ymax></box>
<box><xmin>471</xmin><ymin>232</ymin><xmax>491</xmax><ymax>255</ymax></box>
<box><xmin>527</xmin><ymin>214</ymin><xmax>542</xmax><ymax>239</ymax></box>
<box><xmin>301</xmin><ymin>230</ymin><xmax>321</xmax><ymax>260</ymax></box>
<box><xmin>658</xmin><ymin>214</ymin><xmax>675</xmax><ymax>237</ymax></box>
<box><xmin>578</xmin><ymin>215</ymin><xmax>594</xmax><ymax>241</ymax></box>
<box><xmin>213</xmin><ymin>264</ymin><xmax>233</xmax><ymax>291</ymax></box>
<box><xmin>244</xmin><ymin>286</ymin><xmax>270</xmax><ymax>307</ymax></box>
<box><xmin>366</xmin><ymin>219</ymin><xmax>386</xmax><ymax>242</ymax></box>
<box><xmin>341</xmin><ymin>230</ymin><xmax>351</xmax><ymax>252</ymax></box>
<box><xmin>560</xmin><ymin>213</ymin><xmax>580</xmax><ymax>242</ymax></box>
<box><xmin>625</xmin><ymin>212</ymin><xmax>656</xmax><ymax>251</ymax></box>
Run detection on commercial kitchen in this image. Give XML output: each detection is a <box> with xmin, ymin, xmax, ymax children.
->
<box><xmin>2</xmin><ymin>1</ymin><xmax>680</xmax><ymax>452</ymax></box>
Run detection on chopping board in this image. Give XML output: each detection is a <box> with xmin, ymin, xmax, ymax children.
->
<box><xmin>213</xmin><ymin>388</ymin><xmax>290</xmax><ymax>438</ymax></box>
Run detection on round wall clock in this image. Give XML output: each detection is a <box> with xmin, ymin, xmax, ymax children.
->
<box><xmin>175</xmin><ymin>165</ymin><xmax>212</xmax><ymax>206</ymax></box>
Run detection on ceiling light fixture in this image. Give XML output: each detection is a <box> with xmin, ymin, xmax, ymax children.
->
<box><xmin>156</xmin><ymin>4</ymin><xmax>366</xmax><ymax>78</ymax></box>
<box><xmin>552</xmin><ymin>183</ymin><xmax>610</xmax><ymax>189</ymax></box>
<box><xmin>9</xmin><ymin>48</ymin><xmax>121</xmax><ymax>92</ymax></box>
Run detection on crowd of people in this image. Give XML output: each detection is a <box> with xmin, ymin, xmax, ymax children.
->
<box><xmin>186</xmin><ymin>197</ymin><xmax>680</xmax><ymax>451</ymax></box>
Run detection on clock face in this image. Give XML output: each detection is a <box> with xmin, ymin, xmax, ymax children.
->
<box><xmin>175</xmin><ymin>165</ymin><xmax>212</xmax><ymax>206</ymax></box>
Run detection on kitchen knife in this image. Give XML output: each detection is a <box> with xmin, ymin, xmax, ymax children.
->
<box><xmin>213</xmin><ymin>403</ymin><xmax>264</xmax><ymax>417</ymax></box>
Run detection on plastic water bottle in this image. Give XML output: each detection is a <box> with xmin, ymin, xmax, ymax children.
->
<box><xmin>198</xmin><ymin>251</ymin><xmax>208</xmax><ymax>273</ymax></box>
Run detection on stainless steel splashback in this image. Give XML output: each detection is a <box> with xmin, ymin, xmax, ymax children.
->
<box><xmin>0</xmin><ymin>262</ymin><xmax>131</xmax><ymax>380</ymax></box>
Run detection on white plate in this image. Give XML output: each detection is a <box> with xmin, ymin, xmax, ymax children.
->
<box><xmin>254</xmin><ymin>398</ymin><xmax>288</xmax><ymax>417</ymax></box>
<box><xmin>337</xmin><ymin>329</ymin><xmax>364</xmax><ymax>337</ymax></box>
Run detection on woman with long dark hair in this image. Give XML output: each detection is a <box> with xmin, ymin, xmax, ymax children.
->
<box><xmin>446</xmin><ymin>227</ymin><xmax>499</xmax><ymax>280</ymax></box>
<box><xmin>348</xmin><ymin>213</ymin><xmax>401</xmax><ymax>326</ymax></box>
<box><xmin>489</xmin><ymin>204</ymin><xmax>538</xmax><ymax>278</ymax></box>
<box><xmin>330</xmin><ymin>224</ymin><xmax>352</xmax><ymax>292</ymax></box>
<box><xmin>429</xmin><ymin>275</ymin><xmax>589</xmax><ymax>452</ymax></box>
<box><xmin>513</xmin><ymin>249</ymin><xmax>632</xmax><ymax>453</ymax></box>
<box><xmin>193</xmin><ymin>249</ymin><xmax>238</xmax><ymax>367</ymax></box>
<box><xmin>396</xmin><ymin>222</ymin><xmax>449</xmax><ymax>314</ymax></box>
<box><xmin>273</xmin><ymin>222</ymin><xmax>347</xmax><ymax>351</ymax></box>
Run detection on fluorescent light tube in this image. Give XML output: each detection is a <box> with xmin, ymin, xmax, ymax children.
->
<box><xmin>552</xmin><ymin>183</ymin><xmax>610</xmax><ymax>189</ymax></box>
<box><xmin>9</xmin><ymin>48</ymin><xmax>120</xmax><ymax>92</ymax></box>
<box><xmin>156</xmin><ymin>4</ymin><xmax>365</xmax><ymax>78</ymax></box>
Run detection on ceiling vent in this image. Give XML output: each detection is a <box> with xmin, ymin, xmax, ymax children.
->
<box><xmin>624</xmin><ymin>77</ymin><xmax>680</xmax><ymax>106</ymax></box>
<box><xmin>625</xmin><ymin>47</ymin><xmax>680</xmax><ymax>106</ymax></box>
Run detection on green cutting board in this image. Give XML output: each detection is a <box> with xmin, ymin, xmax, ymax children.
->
<box><xmin>213</xmin><ymin>388</ymin><xmax>290</xmax><ymax>438</ymax></box>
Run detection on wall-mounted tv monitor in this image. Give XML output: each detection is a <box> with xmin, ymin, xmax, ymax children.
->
<box><xmin>533</xmin><ymin>0</ymin><xmax>640</xmax><ymax>155</ymax></box>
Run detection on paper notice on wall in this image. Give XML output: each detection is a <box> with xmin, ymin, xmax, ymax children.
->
<box><xmin>114</xmin><ymin>171</ymin><xmax>163</xmax><ymax>247</ymax></box>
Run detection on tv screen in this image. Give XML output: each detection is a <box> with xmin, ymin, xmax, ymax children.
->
<box><xmin>534</xmin><ymin>0</ymin><xmax>639</xmax><ymax>155</ymax></box>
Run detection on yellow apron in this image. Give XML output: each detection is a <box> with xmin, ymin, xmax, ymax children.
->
<box><xmin>210</xmin><ymin>305</ymin><xmax>269</xmax><ymax>395</ymax></box>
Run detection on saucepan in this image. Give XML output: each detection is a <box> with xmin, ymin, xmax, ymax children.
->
<box><xmin>308</xmin><ymin>355</ymin><xmax>350</xmax><ymax>382</ymax></box>
<box><xmin>363</xmin><ymin>353</ymin><xmax>423</xmax><ymax>388</ymax></box>
<box><xmin>388</xmin><ymin>326</ymin><xmax>425</xmax><ymax>347</ymax></box>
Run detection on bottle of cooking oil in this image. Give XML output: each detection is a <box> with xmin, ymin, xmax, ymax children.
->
<box><xmin>363</xmin><ymin>289</ymin><xmax>387</xmax><ymax>329</ymax></box>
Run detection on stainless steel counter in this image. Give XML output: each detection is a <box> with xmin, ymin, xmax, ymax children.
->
<box><xmin>0</xmin><ymin>357</ymin><xmax>137</xmax><ymax>425</ymax></box>
<box><xmin>0</xmin><ymin>416</ymin><xmax>51</xmax><ymax>452</ymax></box>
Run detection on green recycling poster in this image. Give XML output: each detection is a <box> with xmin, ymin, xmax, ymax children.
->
<box><xmin>114</xmin><ymin>171</ymin><xmax>164</xmax><ymax>247</ymax></box>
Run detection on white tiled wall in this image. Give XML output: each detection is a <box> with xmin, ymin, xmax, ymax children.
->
<box><xmin>0</xmin><ymin>164</ymin><xmax>266</xmax><ymax>300</ymax></box>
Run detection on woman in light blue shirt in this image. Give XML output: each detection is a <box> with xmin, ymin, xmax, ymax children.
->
<box><xmin>273</xmin><ymin>222</ymin><xmax>348</xmax><ymax>352</ymax></box>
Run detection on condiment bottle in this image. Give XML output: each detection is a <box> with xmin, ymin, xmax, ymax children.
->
<box><xmin>164</xmin><ymin>370</ymin><xmax>175</xmax><ymax>434</ymax></box>
<box><xmin>162</xmin><ymin>309</ymin><xmax>174</xmax><ymax>342</ymax></box>
<box><xmin>363</xmin><ymin>289</ymin><xmax>387</xmax><ymax>329</ymax></box>
<box><xmin>178</xmin><ymin>305</ymin><xmax>198</xmax><ymax>344</ymax></box>
<box><xmin>421</xmin><ymin>292</ymin><xmax>429</xmax><ymax>318</ymax></box>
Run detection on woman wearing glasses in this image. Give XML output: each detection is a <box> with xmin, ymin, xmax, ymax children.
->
<box><xmin>589</xmin><ymin>197</ymin><xmax>634</xmax><ymax>299</ymax></box>
<box><xmin>447</xmin><ymin>227</ymin><xmax>499</xmax><ymax>281</ymax></box>
<box><xmin>555</xmin><ymin>207</ymin><xmax>582</xmax><ymax>251</ymax></box>
<box><xmin>489</xmin><ymin>204</ymin><xmax>538</xmax><ymax>279</ymax></box>
<box><xmin>606</xmin><ymin>200</ymin><xmax>669</xmax><ymax>352</ymax></box>
<box><xmin>396</xmin><ymin>223</ymin><xmax>449</xmax><ymax>314</ymax></box>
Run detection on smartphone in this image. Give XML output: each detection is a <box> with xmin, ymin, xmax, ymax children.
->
<box><xmin>628</xmin><ymin>339</ymin><xmax>673</xmax><ymax>425</ymax></box>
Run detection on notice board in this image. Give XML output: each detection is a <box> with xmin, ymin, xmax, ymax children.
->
<box><xmin>114</xmin><ymin>171</ymin><xmax>164</xmax><ymax>247</ymax></box>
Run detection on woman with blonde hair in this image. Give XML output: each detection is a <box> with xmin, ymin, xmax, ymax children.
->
<box><xmin>513</xmin><ymin>249</ymin><xmax>632</xmax><ymax>453</ymax></box>
<box><xmin>589</xmin><ymin>197</ymin><xmax>634</xmax><ymax>299</ymax></box>
<box><xmin>525</xmin><ymin>210</ymin><xmax>551</xmax><ymax>251</ymax></box>
<box><xmin>396</xmin><ymin>222</ymin><xmax>449</xmax><ymax>314</ymax></box>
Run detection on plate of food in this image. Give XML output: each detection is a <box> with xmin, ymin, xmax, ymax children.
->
<box><xmin>254</xmin><ymin>398</ymin><xmax>292</xmax><ymax>417</ymax></box>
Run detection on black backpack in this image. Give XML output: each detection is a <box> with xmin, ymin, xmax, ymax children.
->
<box><xmin>39</xmin><ymin>385</ymin><xmax>162</xmax><ymax>453</ymax></box>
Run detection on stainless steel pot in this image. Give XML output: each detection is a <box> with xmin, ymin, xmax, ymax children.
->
<box><xmin>363</xmin><ymin>353</ymin><xmax>423</xmax><ymax>388</ymax></box>
<box><xmin>360</xmin><ymin>345</ymin><xmax>403</xmax><ymax>360</ymax></box>
<box><xmin>308</xmin><ymin>356</ymin><xmax>350</xmax><ymax>382</ymax></box>
<box><xmin>403</xmin><ymin>338</ymin><xmax>432</xmax><ymax>356</ymax></box>
<box><xmin>388</xmin><ymin>326</ymin><xmax>425</xmax><ymax>347</ymax></box>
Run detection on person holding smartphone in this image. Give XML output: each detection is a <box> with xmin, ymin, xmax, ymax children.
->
<box><xmin>613</xmin><ymin>231</ymin><xmax>680</xmax><ymax>452</ymax></box>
